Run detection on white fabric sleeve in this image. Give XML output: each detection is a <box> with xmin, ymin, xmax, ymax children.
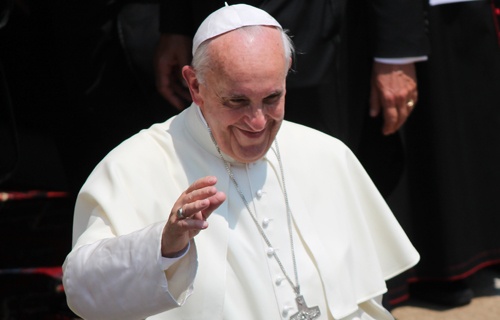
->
<box><xmin>63</xmin><ymin>221</ymin><xmax>197</xmax><ymax>320</ymax></box>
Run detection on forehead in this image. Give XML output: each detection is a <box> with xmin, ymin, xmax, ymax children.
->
<box><xmin>212</xmin><ymin>26</ymin><xmax>284</xmax><ymax>58</ymax></box>
<box><xmin>206</xmin><ymin>27</ymin><xmax>288</xmax><ymax>91</ymax></box>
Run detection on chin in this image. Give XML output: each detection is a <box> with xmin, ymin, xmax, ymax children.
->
<box><xmin>234</xmin><ymin>146</ymin><xmax>269</xmax><ymax>163</ymax></box>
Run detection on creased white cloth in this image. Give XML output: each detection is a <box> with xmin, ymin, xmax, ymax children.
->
<box><xmin>63</xmin><ymin>104</ymin><xmax>419</xmax><ymax>319</ymax></box>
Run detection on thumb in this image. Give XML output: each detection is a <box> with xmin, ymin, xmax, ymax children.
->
<box><xmin>369</xmin><ymin>82</ymin><xmax>381</xmax><ymax>117</ymax></box>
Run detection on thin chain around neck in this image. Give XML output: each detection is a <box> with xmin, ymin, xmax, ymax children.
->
<box><xmin>208</xmin><ymin>129</ymin><xmax>301</xmax><ymax>296</ymax></box>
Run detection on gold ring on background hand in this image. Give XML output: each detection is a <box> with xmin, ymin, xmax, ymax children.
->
<box><xmin>407</xmin><ymin>99</ymin><xmax>415</xmax><ymax>108</ymax></box>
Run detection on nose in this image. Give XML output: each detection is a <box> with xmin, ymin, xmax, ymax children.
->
<box><xmin>245</xmin><ymin>106</ymin><xmax>267</xmax><ymax>131</ymax></box>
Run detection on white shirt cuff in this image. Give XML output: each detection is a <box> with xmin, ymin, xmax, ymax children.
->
<box><xmin>431</xmin><ymin>0</ymin><xmax>480</xmax><ymax>6</ymax></box>
<box><xmin>374</xmin><ymin>56</ymin><xmax>428</xmax><ymax>65</ymax></box>
<box><xmin>159</xmin><ymin>242</ymin><xmax>191</xmax><ymax>270</ymax></box>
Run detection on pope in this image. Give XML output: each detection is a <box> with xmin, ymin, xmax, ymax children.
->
<box><xmin>62</xmin><ymin>4</ymin><xmax>419</xmax><ymax>319</ymax></box>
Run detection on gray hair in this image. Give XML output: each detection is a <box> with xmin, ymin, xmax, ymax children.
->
<box><xmin>192</xmin><ymin>25</ymin><xmax>295</xmax><ymax>84</ymax></box>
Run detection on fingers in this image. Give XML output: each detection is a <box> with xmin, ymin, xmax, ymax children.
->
<box><xmin>182</xmin><ymin>176</ymin><xmax>227</xmax><ymax>222</ymax></box>
<box><xmin>370</xmin><ymin>62</ymin><xmax>418</xmax><ymax>135</ymax></box>
<box><xmin>161</xmin><ymin>176</ymin><xmax>226</xmax><ymax>257</ymax></box>
<box><xmin>381</xmin><ymin>84</ymin><xmax>411</xmax><ymax>135</ymax></box>
<box><xmin>175</xmin><ymin>178</ymin><xmax>218</xmax><ymax>219</ymax></box>
<box><xmin>202</xmin><ymin>191</ymin><xmax>226</xmax><ymax>219</ymax></box>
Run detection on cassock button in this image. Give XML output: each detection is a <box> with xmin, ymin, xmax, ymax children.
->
<box><xmin>266</xmin><ymin>247</ymin><xmax>275</xmax><ymax>257</ymax></box>
<box><xmin>275</xmin><ymin>276</ymin><xmax>284</xmax><ymax>286</ymax></box>
<box><xmin>282</xmin><ymin>305</ymin><xmax>293</xmax><ymax>318</ymax></box>
<box><xmin>256</xmin><ymin>189</ymin><xmax>264</xmax><ymax>199</ymax></box>
<box><xmin>262</xmin><ymin>217</ymin><xmax>272</xmax><ymax>228</ymax></box>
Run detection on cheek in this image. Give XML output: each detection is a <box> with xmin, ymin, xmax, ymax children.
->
<box><xmin>270</xmin><ymin>102</ymin><xmax>285</xmax><ymax>120</ymax></box>
<box><xmin>206</xmin><ymin>109</ymin><xmax>240</xmax><ymax>136</ymax></box>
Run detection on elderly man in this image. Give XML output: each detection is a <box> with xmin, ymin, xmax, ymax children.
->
<box><xmin>62</xmin><ymin>4</ymin><xmax>418</xmax><ymax>320</ymax></box>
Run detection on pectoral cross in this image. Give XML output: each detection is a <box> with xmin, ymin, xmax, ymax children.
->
<box><xmin>290</xmin><ymin>295</ymin><xmax>321</xmax><ymax>320</ymax></box>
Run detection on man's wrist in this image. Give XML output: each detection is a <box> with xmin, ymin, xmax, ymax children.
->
<box><xmin>160</xmin><ymin>242</ymin><xmax>190</xmax><ymax>270</ymax></box>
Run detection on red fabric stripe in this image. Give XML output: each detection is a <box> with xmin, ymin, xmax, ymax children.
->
<box><xmin>0</xmin><ymin>190</ymin><xmax>69</xmax><ymax>202</ymax></box>
<box><xmin>492</xmin><ymin>0</ymin><xmax>500</xmax><ymax>46</ymax></box>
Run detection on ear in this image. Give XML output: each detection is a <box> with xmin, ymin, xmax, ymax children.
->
<box><xmin>182</xmin><ymin>65</ymin><xmax>203</xmax><ymax>106</ymax></box>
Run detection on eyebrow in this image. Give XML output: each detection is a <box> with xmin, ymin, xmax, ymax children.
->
<box><xmin>265</xmin><ymin>90</ymin><xmax>284</xmax><ymax>98</ymax></box>
<box><xmin>223</xmin><ymin>94</ymin><xmax>248</xmax><ymax>101</ymax></box>
<box><xmin>223</xmin><ymin>90</ymin><xmax>283</xmax><ymax>99</ymax></box>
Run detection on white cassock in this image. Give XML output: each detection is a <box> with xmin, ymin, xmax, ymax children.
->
<box><xmin>62</xmin><ymin>104</ymin><xmax>419</xmax><ymax>320</ymax></box>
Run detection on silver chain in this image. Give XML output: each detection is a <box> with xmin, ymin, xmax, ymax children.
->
<box><xmin>209</xmin><ymin>129</ymin><xmax>300</xmax><ymax>296</ymax></box>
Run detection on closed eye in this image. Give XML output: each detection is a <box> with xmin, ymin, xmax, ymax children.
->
<box><xmin>263</xmin><ymin>92</ymin><xmax>283</xmax><ymax>106</ymax></box>
<box><xmin>222</xmin><ymin>96</ymin><xmax>250</xmax><ymax>109</ymax></box>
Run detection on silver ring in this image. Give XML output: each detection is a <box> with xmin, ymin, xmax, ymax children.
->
<box><xmin>407</xmin><ymin>99</ymin><xmax>415</xmax><ymax>108</ymax></box>
<box><xmin>176</xmin><ymin>206</ymin><xmax>185</xmax><ymax>219</ymax></box>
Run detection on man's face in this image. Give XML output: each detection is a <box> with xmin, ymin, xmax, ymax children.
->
<box><xmin>186</xmin><ymin>27</ymin><xmax>289</xmax><ymax>163</ymax></box>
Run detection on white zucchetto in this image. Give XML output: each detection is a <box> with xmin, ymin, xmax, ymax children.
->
<box><xmin>192</xmin><ymin>3</ymin><xmax>282</xmax><ymax>55</ymax></box>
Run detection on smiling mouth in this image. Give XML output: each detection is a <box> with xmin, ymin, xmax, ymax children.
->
<box><xmin>236</xmin><ymin>128</ymin><xmax>266</xmax><ymax>139</ymax></box>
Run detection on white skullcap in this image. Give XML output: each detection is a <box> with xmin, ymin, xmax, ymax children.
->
<box><xmin>192</xmin><ymin>3</ymin><xmax>282</xmax><ymax>55</ymax></box>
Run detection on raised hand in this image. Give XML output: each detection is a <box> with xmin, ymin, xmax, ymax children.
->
<box><xmin>161</xmin><ymin>176</ymin><xmax>226</xmax><ymax>257</ymax></box>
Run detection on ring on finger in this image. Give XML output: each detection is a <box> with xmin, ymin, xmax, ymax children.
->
<box><xmin>176</xmin><ymin>206</ymin><xmax>186</xmax><ymax>219</ymax></box>
<box><xmin>407</xmin><ymin>99</ymin><xmax>415</xmax><ymax>108</ymax></box>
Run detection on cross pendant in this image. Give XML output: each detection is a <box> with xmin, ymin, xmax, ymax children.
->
<box><xmin>290</xmin><ymin>295</ymin><xmax>321</xmax><ymax>320</ymax></box>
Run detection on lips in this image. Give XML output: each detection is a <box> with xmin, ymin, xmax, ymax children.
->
<box><xmin>235</xmin><ymin>127</ymin><xmax>266</xmax><ymax>140</ymax></box>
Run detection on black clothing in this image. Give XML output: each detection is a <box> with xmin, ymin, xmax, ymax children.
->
<box><xmin>386</xmin><ymin>0</ymin><xmax>500</xmax><ymax>306</ymax></box>
<box><xmin>405</xmin><ymin>0</ymin><xmax>500</xmax><ymax>280</ymax></box>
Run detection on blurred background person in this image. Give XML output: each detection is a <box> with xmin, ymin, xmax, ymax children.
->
<box><xmin>389</xmin><ymin>0</ymin><xmax>500</xmax><ymax>307</ymax></box>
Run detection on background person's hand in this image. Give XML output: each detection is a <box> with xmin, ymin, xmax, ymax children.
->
<box><xmin>161</xmin><ymin>176</ymin><xmax>226</xmax><ymax>257</ymax></box>
<box><xmin>154</xmin><ymin>34</ymin><xmax>193</xmax><ymax>110</ymax></box>
<box><xmin>369</xmin><ymin>62</ymin><xmax>418</xmax><ymax>135</ymax></box>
